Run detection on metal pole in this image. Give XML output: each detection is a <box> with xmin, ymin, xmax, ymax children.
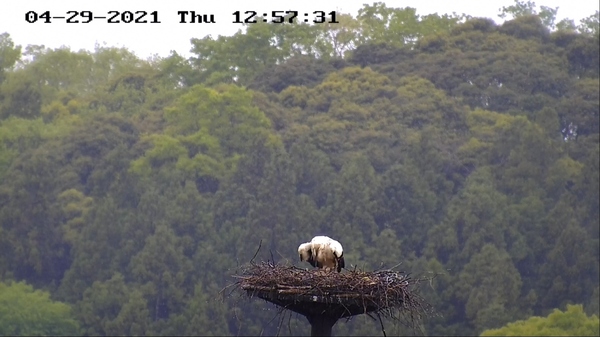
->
<box><xmin>307</xmin><ymin>315</ymin><xmax>337</xmax><ymax>337</ymax></box>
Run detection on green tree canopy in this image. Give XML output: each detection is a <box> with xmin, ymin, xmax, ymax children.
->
<box><xmin>481</xmin><ymin>304</ymin><xmax>600</xmax><ymax>336</ymax></box>
<box><xmin>0</xmin><ymin>281</ymin><xmax>80</xmax><ymax>336</ymax></box>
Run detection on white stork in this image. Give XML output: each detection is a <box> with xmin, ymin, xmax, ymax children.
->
<box><xmin>298</xmin><ymin>236</ymin><xmax>345</xmax><ymax>272</ymax></box>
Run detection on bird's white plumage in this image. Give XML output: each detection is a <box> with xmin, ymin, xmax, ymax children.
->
<box><xmin>302</xmin><ymin>235</ymin><xmax>345</xmax><ymax>272</ymax></box>
<box><xmin>298</xmin><ymin>242</ymin><xmax>311</xmax><ymax>252</ymax></box>
<box><xmin>310</xmin><ymin>236</ymin><xmax>343</xmax><ymax>258</ymax></box>
<box><xmin>310</xmin><ymin>236</ymin><xmax>330</xmax><ymax>245</ymax></box>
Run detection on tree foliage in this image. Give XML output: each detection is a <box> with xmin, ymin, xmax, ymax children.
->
<box><xmin>481</xmin><ymin>304</ymin><xmax>600</xmax><ymax>336</ymax></box>
<box><xmin>0</xmin><ymin>281</ymin><xmax>80</xmax><ymax>336</ymax></box>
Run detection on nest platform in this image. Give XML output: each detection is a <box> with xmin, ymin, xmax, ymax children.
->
<box><xmin>232</xmin><ymin>261</ymin><xmax>434</xmax><ymax>336</ymax></box>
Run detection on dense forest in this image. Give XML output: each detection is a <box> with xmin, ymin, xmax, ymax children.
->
<box><xmin>1</xmin><ymin>1</ymin><xmax>599</xmax><ymax>335</ymax></box>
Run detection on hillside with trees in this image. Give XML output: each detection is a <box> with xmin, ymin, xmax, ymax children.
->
<box><xmin>481</xmin><ymin>304</ymin><xmax>599</xmax><ymax>336</ymax></box>
<box><xmin>0</xmin><ymin>1</ymin><xmax>598</xmax><ymax>335</ymax></box>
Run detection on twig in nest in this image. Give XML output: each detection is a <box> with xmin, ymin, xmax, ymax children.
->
<box><xmin>233</xmin><ymin>306</ymin><xmax>242</xmax><ymax>337</ymax></box>
<box><xmin>377</xmin><ymin>312</ymin><xmax>387</xmax><ymax>337</ymax></box>
<box><xmin>388</xmin><ymin>261</ymin><xmax>403</xmax><ymax>271</ymax></box>
<box><xmin>219</xmin><ymin>282</ymin><xmax>240</xmax><ymax>300</ymax></box>
<box><xmin>287</xmin><ymin>310</ymin><xmax>293</xmax><ymax>336</ymax></box>
<box><xmin>250</xmin><ymin>240</ymin><xmax>262</xmax><ymax>264</ymax></box>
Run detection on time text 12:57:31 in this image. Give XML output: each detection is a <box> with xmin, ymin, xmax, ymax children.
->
<box><xmin>232</xmin><ymin>11</ymin><xmax>339</xmax><ymax>24</ymax></box>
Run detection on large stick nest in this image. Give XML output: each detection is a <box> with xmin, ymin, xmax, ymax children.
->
<box><xmin>231</xmin><ymin>260</ymin><xmax>436</xmax><ymax>328</ymax></box>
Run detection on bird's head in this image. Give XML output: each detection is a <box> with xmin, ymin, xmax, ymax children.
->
<box><xmin>330</xmin><ymin>240</ymin><xmax>343</xmax><ymax>259</ymax></box>
<box><xmin>298</xmin><ymin>242</ymin><xmax>312</xmax><ymax>262</ymax></box>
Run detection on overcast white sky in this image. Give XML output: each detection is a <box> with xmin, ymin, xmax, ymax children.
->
<box><xmin>1</xmin><ymin>0</ymin><xmax>597</xmax><ymax>59</ymax></box>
